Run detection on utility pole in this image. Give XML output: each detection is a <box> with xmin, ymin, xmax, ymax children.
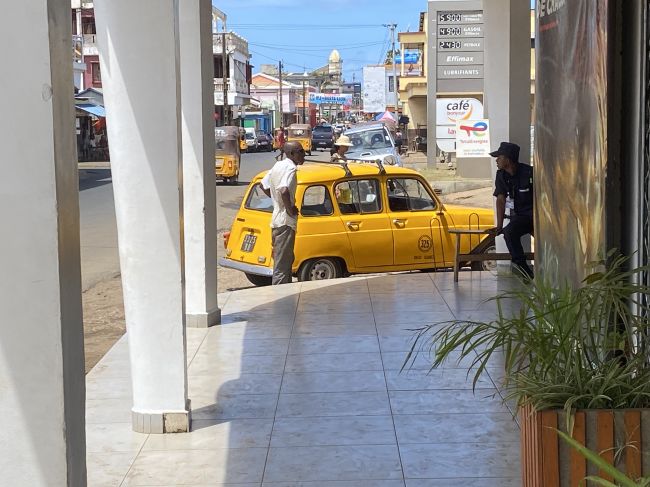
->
<box><xmin>221</xmin><ymin>30</ymin><xmax>229</xmax><ymax>125</ymax></box>
<box><xmin>278</xmin><ymin>60</ymin><xmax>284</xmax><ymax>128</ymax></box>
<box><xmin>384</xmin><ymin>23</ymin><xmax>399</xmax><ymax>114</ymax></box>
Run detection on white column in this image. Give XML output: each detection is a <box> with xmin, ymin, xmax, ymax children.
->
<box><xmin>0</xmin><ymin>0</ymin><xmax>86</xmax><ymax>484</ymax></box>
<box><xmin>483</xmin><ymin>0</ymin><xmax>532</xmax><ymax>270</ymax></box>
<box><xmin>179</xmin><ymin>0</ymin><xmax>220</xmax><ymax>328</ymax></box>
<box><xmin>94</xmin><ymin>0</ymin><xmax>190</xmax><ymax>433</ymax></box>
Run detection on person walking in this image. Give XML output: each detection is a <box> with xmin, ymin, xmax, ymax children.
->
<box><xmin>489</xmin><ymin>141</ymin><xmax>534</xmax><ymax>279</ymax></box>
<box><xmin>261</xmin><ymin>141</ymin><xmax>306</xmax><ymax>284</ymax></box>
<box><xmin>329</xmin><ymin>134</ymin><xmax>353</xmax><ymax>163</ymax></box>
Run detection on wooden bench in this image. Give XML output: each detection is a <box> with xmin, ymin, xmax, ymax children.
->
<box><xmin>448</xmin><ymin>228</ymin><xmax>534</xmax><ymax>282</ymax></box>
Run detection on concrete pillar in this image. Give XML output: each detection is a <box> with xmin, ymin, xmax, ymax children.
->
<box><xmin>0</xmin><ymin>0</ymin><xmax>86</xmax><ymax>484</ymax></box>
<box><xmin>94</xmin><ymin>0</ymin><xmax>190</xmax><ymax>433</ymax></box>
<box><xmin>483</xmin><ymin>0</ymin><xmax>532</xmax><ymax>268</ymax></box>
<box><xmin>179</xmin><ymin>0</ymin><xmax>220</xmax><ymax>328</ymax></box>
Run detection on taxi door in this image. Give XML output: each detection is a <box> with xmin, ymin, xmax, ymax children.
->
<box><xmin>334</xmin><ymin>178</ymin><xmax>394</xmax><ymax>269</ymax></box>
<box><xmin>386</xmin><ymin>177</ymin><xmax>439</xmax><ymax>266</ymax></box>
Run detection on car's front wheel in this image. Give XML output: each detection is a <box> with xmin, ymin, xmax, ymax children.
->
<box><xmin>245</xmin><ymin>273</ymin><xmax>272</xmax><ymax>286</ymax></box>
<box><xmin>298</xmin><ymin>258</ymin><xmax>342</xmax><ymax>281</ymax></box>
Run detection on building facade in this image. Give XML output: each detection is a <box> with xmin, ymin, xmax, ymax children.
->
<box><xmin>212</xmin><ymin>27</ymin><xmax>251</xmax><ymax>125</ymax></box>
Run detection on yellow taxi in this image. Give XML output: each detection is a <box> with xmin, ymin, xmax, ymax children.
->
<box><xmin>219</xmin><ymin>162</ymin><xmax>495</xmax><ymax>286</ymax></box>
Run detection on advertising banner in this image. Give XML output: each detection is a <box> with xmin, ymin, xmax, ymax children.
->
<box><xmin>308</xmin><ymin>93</ymin><xmax>353</xmax><ymax>106</ymax></box>
<box><xmin>436</xmin><ymin>98</ymin><xmax>484</xmax><ymax>125</ymax></box>
<box><xmin>455</xmin><ymin>119</ymin><xmax>490</xmax><ymax>157</ymax></box>
<box><xmin>535</xmin><ymin>0</ymin><xmax>609</xmax><ymax>284</ymax></box>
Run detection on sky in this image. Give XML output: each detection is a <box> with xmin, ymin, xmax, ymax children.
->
<box><xmin>214</xmin><ymin>0</ymin><xmax>428</xmax><ymax>82</ymax></box>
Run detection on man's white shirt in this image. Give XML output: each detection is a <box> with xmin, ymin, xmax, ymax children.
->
<box><xmin>261</xmin><ymin>158</ymin><xmax>298</xmax><ymax>229</ymax></box>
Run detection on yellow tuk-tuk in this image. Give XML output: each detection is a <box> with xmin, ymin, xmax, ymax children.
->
<box><xmin>238</xmin><ymin>127</ymin><xmax>247</xmax><ymax>152</ymax></box>
<box><xmin>272</xmin><ymin>127</ymin><xmax>285</xmax><ymax>151</ymax></box>
<box><xmin>287</xmin><ymin>123</ymin><xmax>312</xmax><ymax>155</ymax></box>
<box><xmin>215</xmin><ymin>126</ymin><xmax>241</xmax><ymax>184</ymax></box>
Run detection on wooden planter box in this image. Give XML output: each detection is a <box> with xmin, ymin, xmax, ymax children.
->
<box><xmin>520</xmin><ymin>404</ymin><xmax>650</xmax><ymax>486</ymax></box>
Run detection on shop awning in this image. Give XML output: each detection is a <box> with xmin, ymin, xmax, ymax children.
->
<box><xmin>76</xmin><ymin>104</ymin><xmax>106</xmax><ymax>118</ymax></box>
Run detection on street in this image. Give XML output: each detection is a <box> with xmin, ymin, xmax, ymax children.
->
<box><xmin>79</xmin><ymin>149</ymin><xmax>333</xmax><ymax>294</ymax></box>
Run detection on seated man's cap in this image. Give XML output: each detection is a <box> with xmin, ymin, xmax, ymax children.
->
<box><xmin>489</xmin><ymin>142</ymin><xmax>520</xmax><ymax>161</ymax></box>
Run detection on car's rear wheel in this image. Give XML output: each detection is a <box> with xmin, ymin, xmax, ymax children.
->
<box><xmin>298</xmin><ymin>258</ymin><xmax>342</xmax><ymax>281</ymax></box>
<box><xmin>471</xmin><ymin>244</ymin><xmax>497</xmax><ymax>272</ymax></box>
<box><xmin>245</xmin><ymin>273</ymin><xmax>272</xmax><ymax>286</ymax></box>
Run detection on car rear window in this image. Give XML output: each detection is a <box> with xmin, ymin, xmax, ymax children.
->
<box><xmin>244</xmin><ymin>183</ymin><xmax>273</xmax><ymax>213</ymax></box>
<box><xmin>314</xmin><ymin>126</ymin><xmax>333</xmax><ymax>133</ymax></box>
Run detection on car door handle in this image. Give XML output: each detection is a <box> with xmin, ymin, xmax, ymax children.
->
<box><xmin>393</xmin><ymin>219</ymin><xmax>406</xmax><ymax>228</ymax></box>
<box><xmin>346</xmin><ymin>221</ymin><xmax>360</xmax><ymax>231</ymax></box>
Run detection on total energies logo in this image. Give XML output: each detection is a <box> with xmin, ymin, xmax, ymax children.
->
<box><xmin>459</xmin><ymin>121</ymin><xmax>488</xmax><ymax>137</ymax></box>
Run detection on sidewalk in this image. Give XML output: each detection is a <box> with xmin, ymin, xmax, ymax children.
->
<box><xmin>86</xmin><ymin>271</ymin><xmax>521</xmax><ymax>486</ymax></box>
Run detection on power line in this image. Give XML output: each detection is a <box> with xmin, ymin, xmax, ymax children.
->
<box><xmin>248</xmin><ymin>41</ymin><xmax>384</xmax><ymax>53</ymax></box>
<box><xmin>229</xmin><ymin>23</ymin><xmax>383</xmax><ymax>31</ymax></box>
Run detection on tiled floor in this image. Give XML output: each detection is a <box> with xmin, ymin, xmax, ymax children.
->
<box><xmin>86</xmin><ymin>272</ymin><xmax>522</xmax><ymax>486</ymax></box>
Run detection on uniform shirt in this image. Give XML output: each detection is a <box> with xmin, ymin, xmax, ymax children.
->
<box><xmin>261</xmin><ymin>158</ymin><xmax>298</xmax><ymax>229</ymax></box>
<box><xmin>493</xmin><ymin>162</ymin><xmax>534</xmax><ymax>217</ymax></box>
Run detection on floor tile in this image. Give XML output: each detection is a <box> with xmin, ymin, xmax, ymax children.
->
<box><xmin>86</xmin><ymin>451</ymin><xmax>136</xmax><ymax>487</ymax></box>
<box><xmin>263</xmin><ymin>445</ymin><xmax>403</xmax><ymax>482</ymax></box>
<box><xmin>281</xmin><ymin>371</ymin><xmax>387</xmax><ymax>393</ymax></box>
<box><xmin>188</xmin><ymin>352</ymin><xmax>286</xmax><ymax>375</ymax></box>
<box><xmin>291</xmin><ymin>323</ymin><xmax>377</xmax><ymax>338</ymax></box>
<box><xmin>298</xmin><ymin>301</ymin><xmax>373</xmax><ymax>314</ymax></box>
<box><xmin>276</xmin><ymin>391</ymin><xmax>391</xmax><ymax>418</ymax></box>
<box><xmin>378</xmin><ymin>335</ymin><xmax>419</xmax><ymax>353</ymax></box>
<box><xmin>300</xmin><ymin>278</ymin><xmax>370</xmax><ymax>294</ymax></box>
<box><xmin>298</xmin><ymin>293</ymin><xmax>372</xmax><ymax>308</ymax></box>
<box><xmin>374</xmin><ymin>312</ymin><xmax>446</xmax><ymax>326</ymax></box>
<box><xmin>191</xmin><ymin>393</ymin><xmax>278</xmax><ymax>420</ymax></box>
<box><xmin>405</xmin><ymin>478</ymin><xmax>519</xmax><ymax>487</ymax></box>
<box><xmin>86</xmin><ymin>422</ymin><xmax>148</xmax><ymax>453</ymax></box>
<box><xmin>394</xmin><ymin>413</ymin><xmax>518</xmax><ymax>444</ymax></box>
<box><xmin>86</xmin><ymin>398</ymin><xmax>133</xmax><ymax>424</ymax></box>
<box><xmin>294</xmin><ymin>312</ymin><xmax>375</xmax><ymax>326</ymax></box>
<box><xmin>399</xmin><ymin>442</ymin><xmax>520</xmax><ymax>479</ymax></box>
<box><xmin>207</xmin><ymin>322</ymin><xmax>293</xmax><ymax>339</ymax></box>
<box><xmin>122</xmin><ymin>448</ymin><xmax>267</xmax><ymax>485</ymax></box>
<box><xmin>284</xmin><ymin>352</ymin><xmax>384</xmax><ymax>373</ymax></box>
<box><xmin>265</xmin><ymin>481</ymin><xmax>404</xmax><ymax>487</ymax></box>
<box><xmin>188</xmin><ymin>373</ymin><xmax>283</xmax><ymax>396</ymax></box>
<box><xmin>384</xmin><ymin>369</ymin><xmax>493</xmax><ymax>390</ymax></box>
<box><xmin>142</xmin><ymin>419</ymin><xmax>273</xmax><ymax>450</ymax></box>
<box><xmin>289</xmin><ymin>336</ymin><xmax>379</xmax><ymax>355</ymax></box>
<box><xmin>389</xmin><ymin>389</ymin><xmax>506</xmax><ymax>415</ymax></box>
<box><xmin>86</xmin><ymin>377</ymin><xmax>132</xmax><ymax>400</ymax></box>
<box><xmin>201</xmin><ymin>337</ymin><xmax>290</xmax><ymax>356</ymax></box>
<box><xmin>270</xmin><ymin>415</ymin><xmax>396</xmax><ymax>447</ymax></box>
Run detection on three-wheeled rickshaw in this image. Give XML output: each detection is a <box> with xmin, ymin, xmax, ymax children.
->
<box><xmin>238</xmin><ymin>127</ymin><xmax>247</xmax><ymax>152</ymax></box>
<box><xmin>215</xmin><ymin>126</ymin><xmax>241</xmax><ymax>184</ymax></box>
<box><xmin>287</xmin><ymin>123</ymin><xmax>312</xmax><ymax>155</ymax></box>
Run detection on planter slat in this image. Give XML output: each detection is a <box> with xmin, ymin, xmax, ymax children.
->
<box><xmin>624</xmin><ymin>411</ymin><xmax>642</xmax><ymax>480</ymax></box>
<box><xmin>597</xmin><ymin>411</ymin><xmax>614</xmax><ymax>481</ymax></box>
<box><xmin>570</xmin><ymin>412</ymin><xmax>587</xmax><ymax>487</ymax></box>
<box><xmin>521</xmin><ymin>408</ymin><xmax>649</xmax><ymax>486</ymax></box>
<box><xmin>541</xmin><ymin>411</ymin><xmax>560</xmax><ymax>487</ymax></box>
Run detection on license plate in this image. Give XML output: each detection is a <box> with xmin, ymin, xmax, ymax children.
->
<box><xmin>241</xmin><ymin>234</ymin><xmax>257</xmax><ymax>252</ymax></box>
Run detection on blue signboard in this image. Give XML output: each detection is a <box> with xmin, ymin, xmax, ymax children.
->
<box><xmin>308</xmin><ymin>93</ymin><xmax>353</xmax><ymax>105</ymax></box>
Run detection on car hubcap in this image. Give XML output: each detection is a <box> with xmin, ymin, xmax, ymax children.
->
<box><xmin>309</xmin><ymin>260</ymin><xmax>335</xmax><ymax>280</ymax></box>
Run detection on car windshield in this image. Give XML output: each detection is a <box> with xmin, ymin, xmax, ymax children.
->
<box><xmin>346</xmin><ymin>128</ymin><xmax>392</xmax><ymax>157</ymax></box>
<box><xmin>245</xmin><ymin>133</ymin><xmax>255</xmax><ymax>140</ymax></box>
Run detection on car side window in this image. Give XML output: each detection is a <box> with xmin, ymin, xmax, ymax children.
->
<box><xmin>387</xmin><ymin>178</ymin><xmax>437</xmax><ymax>212</ymax></box>
<box><xmin>301</xmin><ymin>185</ymin><xmax>333</xmax><ymax>216</ymax></box>
<box><xmin>334</xmin><ymin>179</ymin><xmax>381</xmax><ymax>214</ymax></box>
<box><xmin>244</xmin><ymin>183</ymin><xmax>273</xmax><ymax>213</ymax></box>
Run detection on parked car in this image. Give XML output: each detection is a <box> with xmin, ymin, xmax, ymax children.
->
<box><xmin>219</xmin><ymin>162</ymin><xmax>495</xmax><ymax>286</ymax></box>
<box><xmin>344</xmin><ymin>122</ymin><xmax>403</xmax><ymax>166</ymax></box>
<box><xmin>256</xmin><ymin>131</ymin><xmax>273</xmax><ymax>152</ymax></box>
<box><xmin>244</xmin><ymin>131</ymin><xmax>258</xmax><ymax>152</ymax></box>
<box><xmin>311</xmin><ymin>124</ymin><xmax>334</xmax><ymax>151</ymax></box>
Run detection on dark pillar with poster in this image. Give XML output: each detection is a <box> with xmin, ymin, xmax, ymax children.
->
<box><xmin>534</xmin><ymin>0</ymin><xmax>611</xmax><ymax>285</ymax></box>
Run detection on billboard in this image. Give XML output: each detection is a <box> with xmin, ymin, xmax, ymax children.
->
<box><xmin>455</xmin><ymin>120</ymin><xmax>490</xmax><ymax>158</ymax></box>
<box><xmin>535</xmin><ymin>0</ymin><xmax>608</xmax><ymax>284</ymax></box>
<box><xmin>362</xmin><ymin>66</ymin><xmax>387</xmax><ymax>113</ymax></box>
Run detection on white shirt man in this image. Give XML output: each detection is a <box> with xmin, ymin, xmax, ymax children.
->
<box><xmin>261</xmin><ymin>142</ymin><xmax>305</xmax><ymax>284</ymax></box>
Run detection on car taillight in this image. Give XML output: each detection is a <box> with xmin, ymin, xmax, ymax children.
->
<box><xmin>223</xmin><ymin>231</ymin><xmax>230</xmax><ymax>249</ymax></box>
<box><xmin>228</xmin><ymin>161</ymin><xmax>233</xmax><ymax>169</ymax></box>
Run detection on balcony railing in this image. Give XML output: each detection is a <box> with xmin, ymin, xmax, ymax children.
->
<box><xmin>214</xmin><ymin>78</ymin><xmax>249</xmax><ymax>95</ymax></box>
<box><xmin>212</xmin><ymin>32</ymin><xmax>249</xmax><ymax>57</ymax></box>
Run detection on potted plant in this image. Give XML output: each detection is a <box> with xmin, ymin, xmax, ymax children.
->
<box><xmin>406</xmin><ymin>252</ymin><xmax>650</xmax><ymax>486</ymax></box>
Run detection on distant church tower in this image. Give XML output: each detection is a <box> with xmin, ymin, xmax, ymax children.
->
<box><xmin>328</xmin><ymin>49</ymin><xmax>342</xmax><ymax>84</ymax></box>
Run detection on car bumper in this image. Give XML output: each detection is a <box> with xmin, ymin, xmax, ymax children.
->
<box><xmin>218</xmin><ymin>257</ymin><xmax>273</xmax><ymax>277</ymax></box>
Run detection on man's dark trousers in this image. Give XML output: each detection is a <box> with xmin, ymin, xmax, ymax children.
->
<box><xmin>502</xmin><ymin>214</ymin><xmax>534</xmax><ymax>278</ymax></box>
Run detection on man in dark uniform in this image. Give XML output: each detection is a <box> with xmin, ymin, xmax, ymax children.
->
<box><xmin>490</xmin><ymin>142</ymin><xmax>534</xmax><ymax>279</ymax></box>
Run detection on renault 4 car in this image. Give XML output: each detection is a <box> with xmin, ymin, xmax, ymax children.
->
<box><xmin>219</xmin><ymin>162</ymin><xmax>496</xmax><ymax>286</ymax></box>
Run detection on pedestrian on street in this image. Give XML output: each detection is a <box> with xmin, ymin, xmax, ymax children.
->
<box><xmin>261</xmin><ymin>141</ymin><xmax>305</xmax><ymax>285</ymax></box>
<box><xmin>489</xmin><ymin>141</ymin><xmax>535</xmax><ymax>279</ymax></box>
<box><xmin>330</xmin><ymin>135</ymin><xmax>353</xmax><ymax>163</ymax></box>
